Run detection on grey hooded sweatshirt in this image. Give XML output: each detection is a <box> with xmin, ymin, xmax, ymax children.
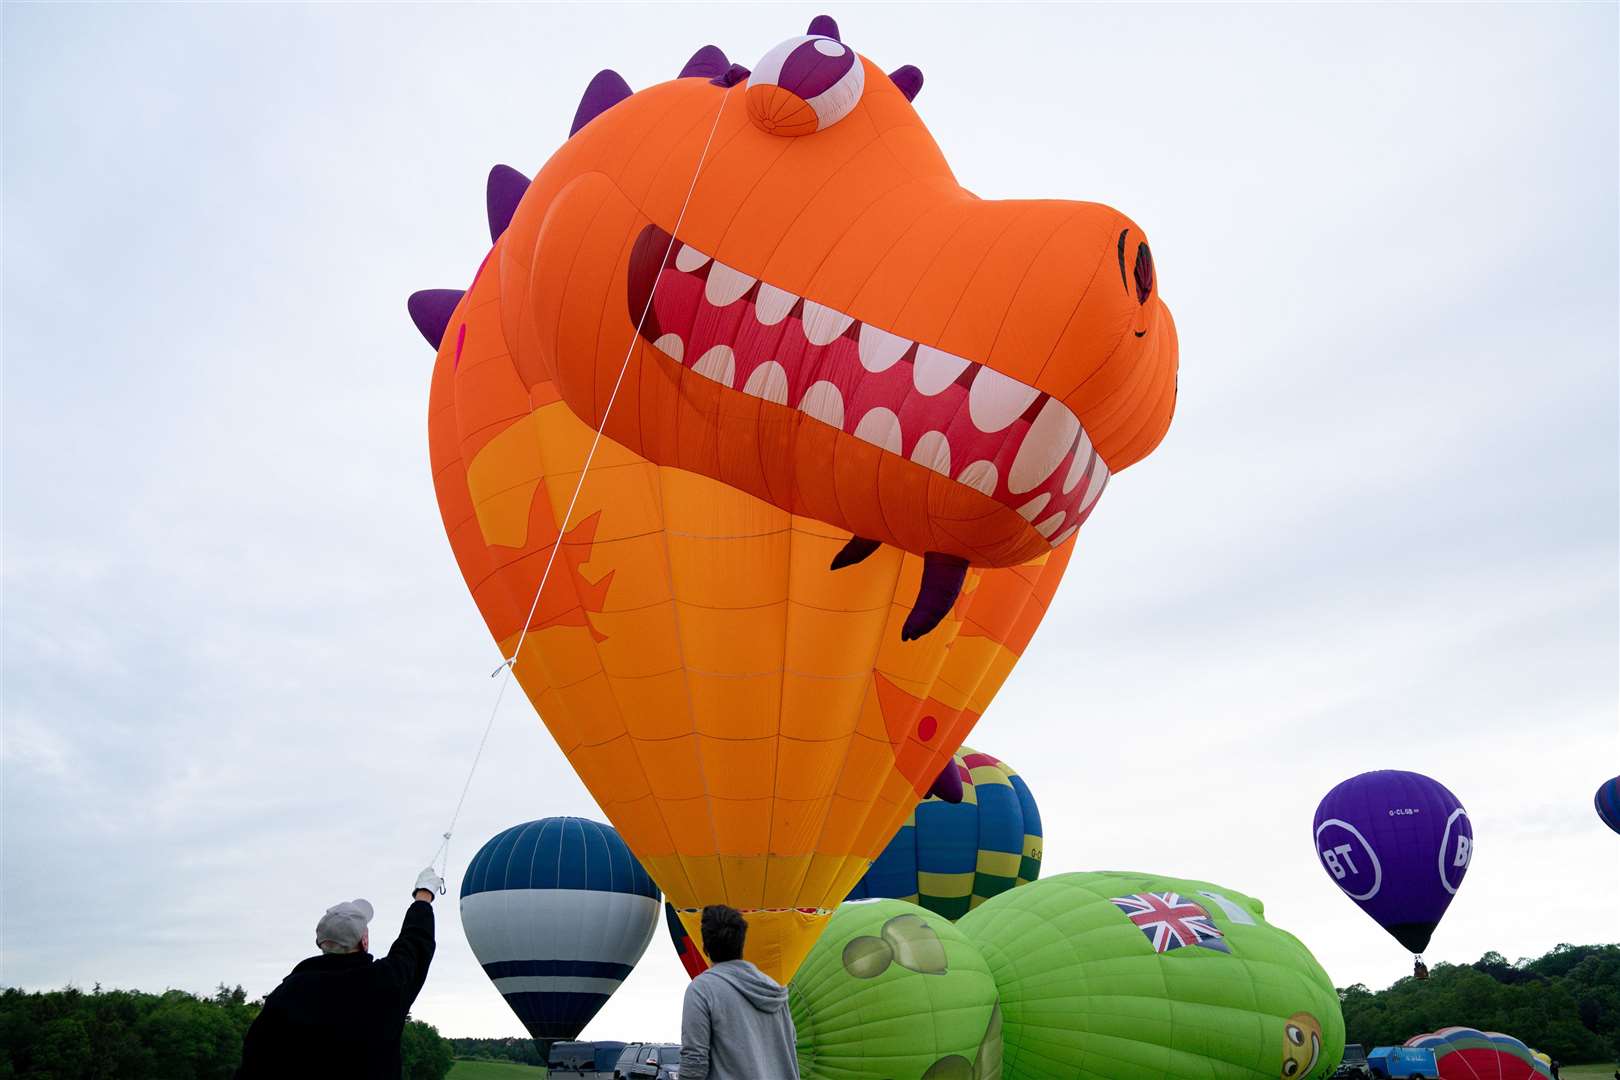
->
<box><xmin>679</xmin><ymin>959</ymin><xmax>800</xmax><ymax>1080</ymax></box>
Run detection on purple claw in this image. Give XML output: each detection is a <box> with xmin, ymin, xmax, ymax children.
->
<box><xmin>830</xmin><ymin>535</ymin><xmax>882</xmax><ymax>570</ymax></box>
<box><xmin>901</xmin><ymin>552</ymin><xmax>969</xmax><ymax>641</ymax></box>
<box><xmin>927</xmin><ymin>762</ymin><xmax>965</xmax><ymax>804</ymax></box>
<box><xmin>807</xmin><ymin>15</ymin><xmax>840</xmax><ymax>40</ymax></box>
<box><xmin>570</xmin><ymin>70</ymin><xmax>633</xmax><ymax>137</ymax></box>
<box><xmin>486</xmin><ymin>165</ymin><xmax>530</xmax><ymax>243</ymax></box>
<box><xmin>709</xmin><ymin>63</ymin><xmax>750</xmax><ymax>88</ymax></box>
<box><xmin>888</xmin><ymin>65</ymin><xmax>923</xmax><ymax>102</ymax></box>
<box><xmin>680</xmin><ymin>45</ymin><xmax>731</xmax><ymax>80</ymax></box>
<box><xmin>407</xmin><ymin>289</ymin><xmax>464</xmax><ymax>350</ymax></box>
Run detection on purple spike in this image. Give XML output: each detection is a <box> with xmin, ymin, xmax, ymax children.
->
<box><xmin>807</xmin><ymin>15</ymin><xmax>840</xmax><ymax>40</ymax></box>
<box><xmin>486</xmin><ymin>164</ymin><xmax>530</xmax><ymax>244</ymax></box>
<box><xmin>680</xmin><ymin>45</ymin><xmax>731</xmax><ymax>80</ymax></box>
<box><xmin>830</xmin><ymin>535</ymin><xmax>881</xmax><ymax>570</ymax></box>
<box><xmin>709</xmin><ymin>63</ymin><xmax>750</xmax><ymax>88</ymax></box>
<box><xmin>407</xmin><ymin>289</ymin><xmax>464</xmax><ymax>350</ymax></box>
<box><xmin>889</xmin><ymin>65</ymin><xmax>924</xmax><ymax>102</ymax></box>
<box><xmin>570</xmin><ymin>69</ymin><xmax>632</xmax><ymax>137</ymax></box>
<box><xmin>927</xmin><ymin>761</ymin><xmax>965</xmax><ymax>804</ymax></box>
<box><xmin>901</xmin><ymin>552</ymin><xmax>969</xmax><ymax>641</ymax></box>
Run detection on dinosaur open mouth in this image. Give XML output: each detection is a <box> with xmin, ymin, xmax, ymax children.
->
<box><xmin>627</xmin><ymin>225</ymin><xmax>1108</xmax><ymax>549</ymax></box>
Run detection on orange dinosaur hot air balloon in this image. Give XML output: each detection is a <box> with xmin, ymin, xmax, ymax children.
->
<box><xmin>415</xmin><ymin>15</ymin><xmax>1177</xmax><ymax>981</ymax></box>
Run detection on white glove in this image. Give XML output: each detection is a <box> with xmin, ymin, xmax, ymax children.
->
<box><xmin>415</xmin><ymin>867</ymin><xmax>445</xmax><ymax>899</ymax></box>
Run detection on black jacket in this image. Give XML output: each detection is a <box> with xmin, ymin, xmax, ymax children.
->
<box><xmin>237</xmin><ymin>899</ymin><xmax>435</xmax><ymax>1078</ymax></box>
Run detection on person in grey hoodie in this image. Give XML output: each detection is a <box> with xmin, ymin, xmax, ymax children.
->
<box><xmin>679</xmin><ymin>905</ymin><xmax>800</xmax><ymax>1080</ymax></box>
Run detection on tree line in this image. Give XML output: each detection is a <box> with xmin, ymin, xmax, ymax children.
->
<box><xmin>0</xmin><ymin>984</ymin><xmax>454</xmax><ymax>1079</ymax></box>
<box><xmin>2</xmin><ymin>943</ymin><xmax>1614</xmax><ymax>1075</ymax></box>
<box><xmin>1339</xmin><ymin>944</ymin><xmax>1620</xmax><ymax>1062</ymax></box>
<box><xmin>448</xmin><ymin>1037</ymin><xmax>545</xmax><ymax>1065</ymax></box>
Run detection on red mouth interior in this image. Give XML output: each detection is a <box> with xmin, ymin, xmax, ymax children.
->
<box><xmin>627</xmin><ymin>224</ymin><xmax>1108</xmax><ymax>548</ymax></box>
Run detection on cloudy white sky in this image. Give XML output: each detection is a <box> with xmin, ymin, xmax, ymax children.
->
<box><xmin>4</xmin><ymin>2</ymin><xmax>1616</xmax><ymax>1045</ymax></box>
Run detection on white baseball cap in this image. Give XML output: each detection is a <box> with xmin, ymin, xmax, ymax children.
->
<box><xmin>315</xmin><ymin>899</ymin><xmax>374</xmax><ymax>950</ymax></box>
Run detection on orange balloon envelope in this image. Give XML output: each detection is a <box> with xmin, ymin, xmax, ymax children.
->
<box><xmin>415</xmin><ymin>16</ymin><xmax>1178</xmax><ymax>981</ymax></box>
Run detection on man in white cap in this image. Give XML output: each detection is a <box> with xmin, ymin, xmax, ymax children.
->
<box><xmin>236</xmin><ymin>867</ymin><xmax>443</xmax><ymax>1077</ymax></box>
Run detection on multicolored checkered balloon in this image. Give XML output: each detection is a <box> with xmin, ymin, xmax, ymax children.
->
<box><xmin>845</xmin><ymin>746</ymin><xmax>1043</xmax><ymax>919</ymax></box>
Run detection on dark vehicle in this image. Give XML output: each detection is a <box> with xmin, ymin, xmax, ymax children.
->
<box><xmin>614</xmin><ymin>1041</ymin><xmax>681</xmax><ymax>1079</ymax></box>
<box><xmin>1332</xmin><ymin>1043</ymin><xmax>1371</xmax><ymax>1079</ymax></box>
<box><xmin>550</xmin><ymin>1040</ymin><xmax>629</xmax><ymax>1079</ymax></box>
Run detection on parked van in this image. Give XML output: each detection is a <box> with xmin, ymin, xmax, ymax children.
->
<box><xmin>1368</xmin><ymin>1046</ymin><xmax>1439</xmax><ymax>1079</ymax></box>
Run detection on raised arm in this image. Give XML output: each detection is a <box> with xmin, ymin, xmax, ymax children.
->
<box><xmin>379</xmin><ymin>868</ymin><xmax>442</xmax><ymax>1008</ymax></box>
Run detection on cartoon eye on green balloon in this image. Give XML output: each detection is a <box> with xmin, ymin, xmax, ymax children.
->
<box><xmin>842</xmin><ymin>935</ymin><xmax>895</xmax><ymax>979</ymax></box>
<box><xmin>841</xmin><ymin>914</ymin><xmax>950</xmax><ymax>978</ymax></box>
<box><xmin>881</xmin><ymin>914</ymin><xmax>949</xmax><ymax>974</ymax></box>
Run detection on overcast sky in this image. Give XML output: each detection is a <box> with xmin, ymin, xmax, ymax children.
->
<box><xmin>4</xmin><ymin>2</ymin><xmax>1616</xmax><ymax>1044</ymax></box>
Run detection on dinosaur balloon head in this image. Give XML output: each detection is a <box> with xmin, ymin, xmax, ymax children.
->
<box><xmin>426</xmin><ymin>16</ymin><xmax>1176</xmax><ymax>637</ymax></box>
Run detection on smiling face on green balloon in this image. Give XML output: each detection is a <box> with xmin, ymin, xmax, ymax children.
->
<box><xmin>791</xmin><ymin>899</ymin><xmax>1003</xmax><ymax>1080</ymax></box>
<box><xmin>1281</xmin><ymin>1012</ymin><xmax>1324</xmax><ymax>1078</ymax></box>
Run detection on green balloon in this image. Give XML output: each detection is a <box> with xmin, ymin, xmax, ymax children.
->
<box><xmin>956</xmin><ymin>872</ymin><xmax>1344</xmax><ymax>1080</ymax></box>
<box><xmin>791</xmin><ymin>899</ymin><xmax>1002</xmax><ymax>1080</ymax></box>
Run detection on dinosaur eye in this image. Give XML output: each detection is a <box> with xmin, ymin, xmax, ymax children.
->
<box><xmin>1117</xmin><ymin>230</ymin><xmax>1157</xmax><ymax>307</ymax></box>
<box><xmin>747</xmin><ymin>35</ymin><xmax>865</xmax><ymax>136</ymax></box>
<box><xmin>1286</xmin><ymin>1025</ymin><xmax>1304</xmax><ymax>1046</ymax></box>
<box><xmin>1283</xmin><ymin>1062</ymin><xmax>1299</xmax><ymax>1078</ymax></box>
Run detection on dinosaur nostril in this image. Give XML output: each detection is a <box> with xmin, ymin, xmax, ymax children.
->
<box><xmin>1133</xmin><ymin>243</ymin><xmax>1154</xmax><ymax>305</ymax></box>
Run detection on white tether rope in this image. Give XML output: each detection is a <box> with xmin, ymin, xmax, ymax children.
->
<box><xmin>429</xmin><ymin>86</ymin><xmax>735</xmax><ymax>883</ymax></box>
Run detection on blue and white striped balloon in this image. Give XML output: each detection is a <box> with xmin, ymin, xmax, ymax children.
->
<box><xmin>460</xmin><ymin>817</ymin><xmax>660</xmax><ymax>1047</ymax></box>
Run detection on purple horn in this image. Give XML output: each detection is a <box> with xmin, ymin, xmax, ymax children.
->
<box><xmin>807</xmin><ymin>15</ymin><xmax>840</xmax><ymax>40</ymax></box>
<box><xmin>486</xmin><ymin>164</ymin><xmax>530</xmax><ymax>244</ymax></box>
<box><xmin>927</xmin><ymin>761</ymin><xmax>965</xmax><ymax>805</ymax></box>
<box><xmin>407</xmin><ymin>289</ymin><xmax>464</xmax><ymax>350</ymax></box>
<box><xmin>570</xmin><ymin>69</ymin><xmax>632</xmax><ymax>137</ymax></box>
<box><xmin>679</xmin><ymin>45</ymin><xmax>731</xmax><ymax>80</ymax></box>
<box><xmin>889</xmin><ymin>65</ymin><xmax>923</xmax><ymax>102</ymax></box>
<box><xmin>710</xmin><ymin>63</ymin><xmax>750</xmax><ymax>88</ymax></box>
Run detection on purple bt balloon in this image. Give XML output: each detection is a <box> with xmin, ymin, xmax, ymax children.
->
<box><xmin>1313</xmin><ymin>769</ymin><xmax>1472</xmax><ymax>956</ymax></box>
<box><xmin>1596</xmin><ymin>775</ymin><xmax>1620</xmax><ymax>836</ymax></box>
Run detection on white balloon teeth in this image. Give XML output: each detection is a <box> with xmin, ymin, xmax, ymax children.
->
<box><xmin>631</xmin><ymin>225</ymin><xmax>1113</xmax><ymax>548</ymax></box>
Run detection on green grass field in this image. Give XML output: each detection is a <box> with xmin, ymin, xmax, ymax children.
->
<box><xmin>447</xmin><ymin>1060</ymin><xmax>547</xmax><ymax>1079</ymax></box>
<box><xmin>1561</xmin><ymin>1066</ymin><xmax>1618</xmax><ymax>1080</ymax></box>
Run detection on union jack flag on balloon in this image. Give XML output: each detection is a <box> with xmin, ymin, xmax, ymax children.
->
<box><xmin>1111</xmin><ymin>892</ymin><xmax>1230</xmax><ymax>954</ymax></box>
